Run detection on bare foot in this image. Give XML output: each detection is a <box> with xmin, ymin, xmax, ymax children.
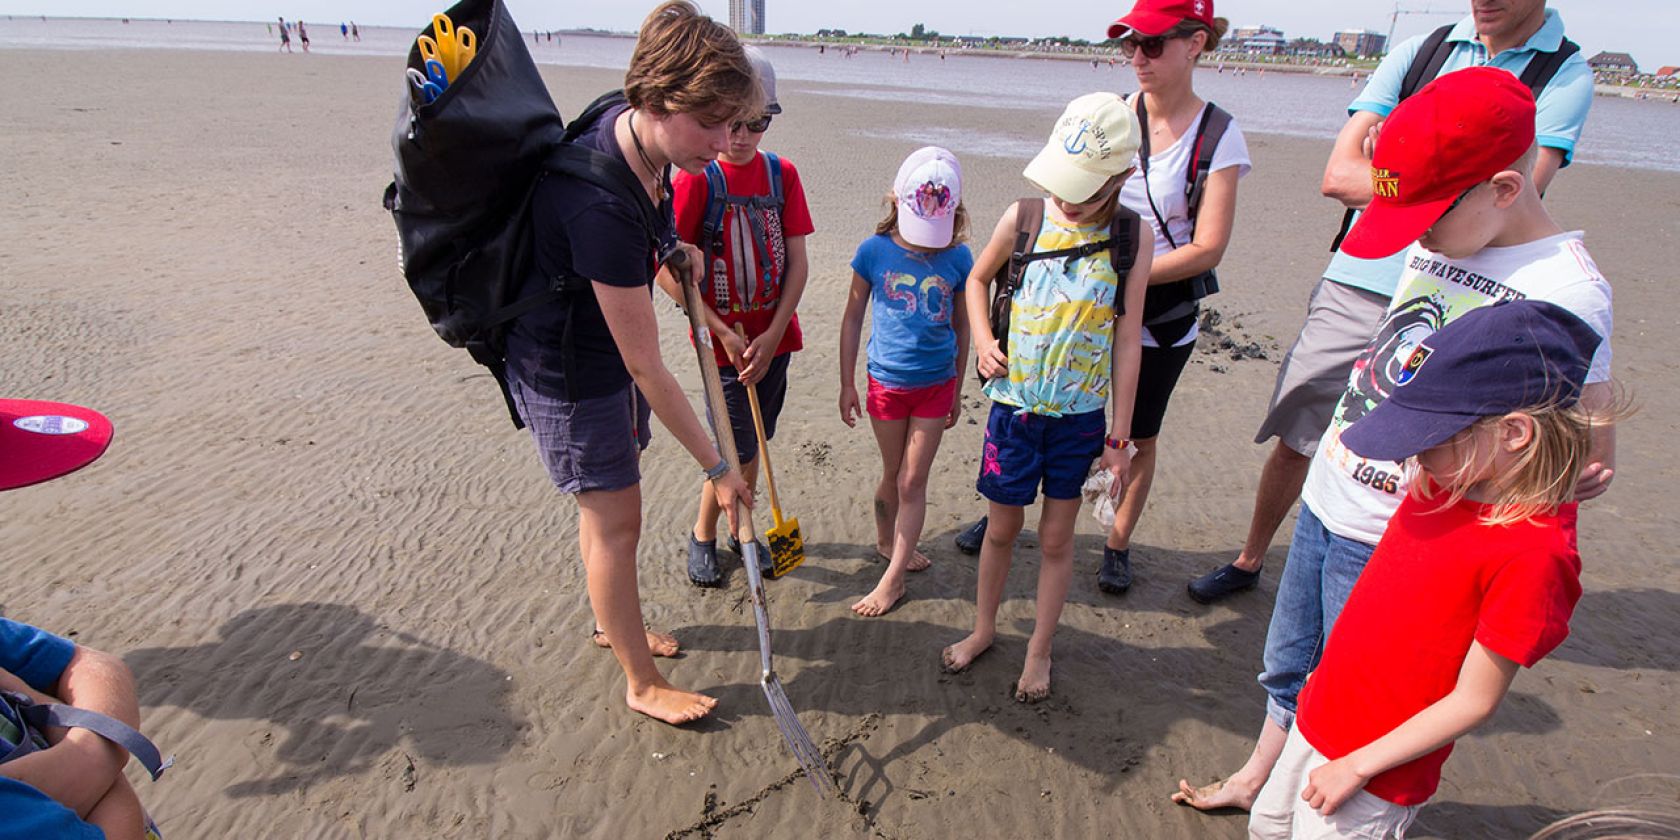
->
<box><xmin>1013</xmin><ymin>651</ymin><xmax>1052</xmax><ymax>703</ymax></box>
<box><xmin>850</xmin><ymin>577</ymin><xmax>906</xmax><ymax>617</ymax></box>
<box><xmin>592</xmin><ymin>627</ymin><xmax>680</xmax><ymax>658</ymax></box>
<box><xmin>940</xmin><ymin>632</ymin><xmax>993</xmax><ymax>673</ymax></box>
<box><xmin>1171</xmin><ymin>776</ymin><xmax>1260</xmax><ymax>812</ymax></box>
<box><xmin>626</xmin><ymin>681</ymin><xmax>717</xmax><ymax>725</ymax></box>
<box><xmin>876</xmin><ymin>546</ymin><xmax>931</xmax><ymax>572</ymax></box>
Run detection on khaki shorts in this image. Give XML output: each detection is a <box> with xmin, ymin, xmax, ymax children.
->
<box><xmin>1254</xmin><ymin>279</ymin><xmax>1391</xmax><ymax>457</ymax></box>
<box><xmin>1249</xmin><ymin>726</ymin><xmax>1420</xmax><ymax>840</ymax></box>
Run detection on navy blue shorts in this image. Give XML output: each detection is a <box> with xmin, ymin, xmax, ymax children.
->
<box><xmin>718</xmin><ymin>352</ymin><xmax>791</xmax><ymax>465</ymax></box>
<box><xmin>509</xmin><ymin>376</ymin><xmax>651</xmax><ymax>495</ymax></box>
<box><xmin>976</xmin><ymin>402</ymin><xmax>1105</xmax><ymax>506</ymax></box>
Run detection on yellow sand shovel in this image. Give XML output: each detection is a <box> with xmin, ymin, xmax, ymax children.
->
<box><xmin>735</xmin><ymin>325</ymin><xmax>805</xmax><ymax>578</ymax></box>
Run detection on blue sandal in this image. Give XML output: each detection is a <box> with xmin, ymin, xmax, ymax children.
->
<box><xmin>954</xmin><ymin>516</ymin><xmax>988</xmax><ymax>555</ymax></box>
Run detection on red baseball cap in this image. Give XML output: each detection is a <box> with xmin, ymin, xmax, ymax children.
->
<box><xmin>1339</xmin><ymin>67</ymin><xmax>1537</xmax><ymax>260</ymax></box>
<box><xmin>1108</xmin><ymin>0</ymin><xmax>1216</xmax><ymax>38</ymax></box>
<box><xmin>0</xmin><ymin>399</ymin><xmax>113</xmax><ymax>491</ymax></box>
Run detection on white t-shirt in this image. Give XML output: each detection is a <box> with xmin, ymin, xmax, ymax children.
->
<box><xmin>1301</xmin><ymin>231</ymin><xmax>1614</xmax><ymax>545</ymax></box>
<box><xmin>1119</xmin><ymin>101</ymin><xmax>1252</xmax><ymax>348</ymax></box>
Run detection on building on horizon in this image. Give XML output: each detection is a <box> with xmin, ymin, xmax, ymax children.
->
<box><xmin>1229</xmin><ymin>24</ymin><xmax>1286</xmax><ymax>55</ymax></box>
<box><xmin>1587</xmin><ymin>51</ymin><xmax>1639</xmax><ymax>76</ymax></box>
<box><xmin>729</xmin><ymin>0</ymin><xmax>766</xmax><ymax>35</ymax></box>
<box><xmin>1334</xmin><ymin>29</ymin><xmax>1388</xmax><ymax>57</ymax></box>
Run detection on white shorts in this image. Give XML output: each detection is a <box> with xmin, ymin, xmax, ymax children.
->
<box><xmin>1248</xmin><ymin>726</ymin><xmax>1420</xmax><ymax>840</ymax></box>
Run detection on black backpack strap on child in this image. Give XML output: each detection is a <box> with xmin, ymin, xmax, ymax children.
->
<box><xmin>1329</xmin><ymin>25</ymin><xmax>1581</xmax><ymax>252</ymax></box>
<box><xmin>985</xmin><ymin>198</ymin><xmax>1138</xmax><ymax>374</ymax></box>
<box><xmin>1135</xmin><ymin>95</ymin><xmax>1230</xmax><ymax>327</ymax></box>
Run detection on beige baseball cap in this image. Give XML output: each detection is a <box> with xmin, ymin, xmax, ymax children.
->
<box><xmin>1023</xmin><ymin>92</ymin><xmax>1142</xmax><ymax>204</ymax></box>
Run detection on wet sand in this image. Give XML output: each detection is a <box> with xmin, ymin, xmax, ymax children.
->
<box><xmin>1</xmin><ymin>48</ymin><xmax>1676</xmax><ymax>838</ymax></box>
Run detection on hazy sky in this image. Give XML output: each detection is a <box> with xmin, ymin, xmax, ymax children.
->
<box><xmin>1</xmin><ymin>1</ymin><xmax>1671</xmax><ymax>69</ymax></box>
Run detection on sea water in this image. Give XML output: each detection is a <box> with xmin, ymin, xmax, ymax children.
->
<box><xmin>2</xmin><ymin>17</ymin><xmax>1675</xmax><ymax>172</ymax></box>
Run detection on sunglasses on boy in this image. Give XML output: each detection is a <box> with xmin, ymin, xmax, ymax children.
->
<box><xmin>730</xmin><ymin>114</ymin><xmax>773</xmax><ymax>134</ymax></box>
<box><xmin>1119</xmin><ymin>33</ymin><xmax>1182</xmax><ymax>60</ymax></box>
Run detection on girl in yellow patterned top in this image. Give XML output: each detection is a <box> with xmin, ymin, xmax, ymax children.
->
<box><xmin>941</xmin><ymin>93</ymin><xmax>1151</xmax><ymax>703</ymax></box>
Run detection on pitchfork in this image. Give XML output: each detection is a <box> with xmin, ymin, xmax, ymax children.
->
<box><xmin>671</xmin><ymin>249</ymin><xmax>835</xmax><ymax>797</ymax></box>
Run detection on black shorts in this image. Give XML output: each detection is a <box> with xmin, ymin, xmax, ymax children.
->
<box><xmin>718</xmin><ymin>352</ymin><xmax>791</xmax><ymax>465</ymax></box>
<box><xmin>1129</xmin><ymin>337</ymin><xmax>1197</xmax><ymax>440</ymax></box>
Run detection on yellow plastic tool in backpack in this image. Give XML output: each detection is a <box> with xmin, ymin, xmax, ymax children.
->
<box><xmin>416</xmin><ymin>13</ymin><xmax>477</xmax><ymax>82</ymax></box>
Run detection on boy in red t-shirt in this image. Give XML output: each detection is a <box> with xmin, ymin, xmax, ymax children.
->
<box><xmin>656</xmin><ymin>46</ymin><xmax>814</xmax><ymax>586</ymax></box>
<box><xmin>1248</xmin><ymin>300</ymin><xmax>1613</xmax><ymax>839</ymax></box>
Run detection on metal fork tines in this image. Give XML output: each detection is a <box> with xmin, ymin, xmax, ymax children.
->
<box><xmin>763</xmin><ymin>674</ymin><xmax>835</xmax><ymax>796</ymax></box>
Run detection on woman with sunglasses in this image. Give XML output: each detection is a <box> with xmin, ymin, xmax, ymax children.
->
<box><xmin>1096</xmin><ymin>0</ymin><xmax>1251</xmax><ymax>594</ymax></box>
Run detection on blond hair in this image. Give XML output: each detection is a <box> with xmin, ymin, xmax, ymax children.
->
<box><xmin>1413</xmin><ymin>387</ymin><xmax>1630</xmax><ymax>526</ymax></box>
<box><xmin>625</xmin><ymin>1</ymin><xmax>762</xmax><ymax>118</ymax></box>
<box><xmin>875</xmin><ymin>192</ymin><xmax>971</xmax><ymax>247</ymax></box>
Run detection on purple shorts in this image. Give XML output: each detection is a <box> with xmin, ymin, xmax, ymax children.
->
<box><xmin>509</xmin><ymin>377</ymin><xmax>651</xmax><ymax>494</ymax></box>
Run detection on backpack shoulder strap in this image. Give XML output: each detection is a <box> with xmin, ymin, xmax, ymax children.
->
<box><xmin>563</xmin><ymin>90</ymin><xmax>628</xmax><ymax>143</ymax></box>
<box><xmin>764</xmin><ymin>152</ymin><xmax>784</xmax><ymax>207</ymax></box>
<box><xmin>700</xmin><ymin>160</ymin><xmax>728</xmax><ymax>253</ymax></box>
<box><xmin>1010</xmin><ymin>198</ymin><xmax>1044</xmax><ymax>274</ymax></box>
<box><xmin>1518</xmin><ymin>37</ymin><xmax>1581</xmax><ymax>96</ymax></box>
<box><xmin>1185</xmin><ymin>103</ymin><xmax>1233</xmax><ymax>227</ymax></box>
<box><xmin>1399</xmin><ymin>24</ymin><xmax>1456</xmax><ymax>102</ymax></box>
<box><xmin>1109</xmin><ymin>206</ymin><xmax>1140</xmax><ymax>317</ymax></box>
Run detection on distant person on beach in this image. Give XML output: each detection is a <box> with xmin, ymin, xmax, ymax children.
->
<box><xmin>943</xmin><ymin>93</ymin><xmax>1150</xmax><ymax>702</ymax></box>
<box><xmin>953</xmin><ymin>0</ymin><xmax>1251</xmax><ymax>597</ymax></box>
<box><xmin>1184</xmin><ymin>0</ymin><xmax>1595</xmax><ymax>610</ymax></box>
<box><xmin>0</xmin><ymin>400</ymin><xmax>164</xmax><ymax>840</ymax></box>
<box><xmin>658</xmin><ymin>46</ymin><xmax>813</xmax><ymax>587</ymax></box>
<box><xmin>277</xmin><ymin>16</ymin><xmax>291</xmax><ymax>52</ymax></box>
<box><xmin>1248</xmin><ymin>301</ymin><xmax>1616</xmax><ymax>838</ymax></box>
<box><xmin>297</xmin><ymin>20</ymin><xmax>309</xmax><ymax>51</ymax></box>
<box><xmin>340</xmin><ymin>21</ymin><xmax>347</xmax><ymax>39</ymax></box>
<box><xmin>838</xmin><ymin>146</ymin><xmax>972</xmax><ymax>617</ymax></box>
<box><xmin>351</xmin><ymin>21</ymin><xmax>359</xmax><ymax>41</ymax></box>
<box><xmin>1175</xmin><ymin>67</ymin><xmax>1614</xmax><ymax>818</ymax></box>
<box><xmin>504</xmin><ymin>0</ymin><xmax>758</xmax><ymax>726</ymax></box>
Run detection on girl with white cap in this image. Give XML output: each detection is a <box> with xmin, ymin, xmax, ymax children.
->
<box><xmin>838</xmin><ymin>146</ymin><xmax>974</xmax><ymax>617</ymax></box>
<box><xmin>943</xmin><ymin>94</ymin><xmax>1152</xmax><ymax>702</ymax></box>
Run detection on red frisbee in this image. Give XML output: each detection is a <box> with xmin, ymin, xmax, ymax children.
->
<box><xmin>0</xmin><ymin>399</ymin><xmax>114</xmax><ymax>491</ymax></box>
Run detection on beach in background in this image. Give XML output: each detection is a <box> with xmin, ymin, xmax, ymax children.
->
<box><xmin>1</xmin><ymin>37</ymin><xmax>1677</xmax><ymax>839</ymax></box>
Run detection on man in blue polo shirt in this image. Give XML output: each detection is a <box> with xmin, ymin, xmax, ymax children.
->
<box><xmin>2</xmin><ymin>398</ymin><xmax>156</xmax><ymax>839</ymax></box>
<box><xmin>1185</xmin><ymin>0</ymin><xmax>1598</xmax><ymax>606</ymax></box>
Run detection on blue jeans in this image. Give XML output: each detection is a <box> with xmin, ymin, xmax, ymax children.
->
<box><xmin>1259</xmin><ymin>502</ymin><xmax>1377</xmax><ymax>729</ymax></box>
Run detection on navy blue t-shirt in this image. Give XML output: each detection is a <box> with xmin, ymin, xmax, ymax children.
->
<box><xmin>504</xmin><ymin>104</ymin><xmax>677</xmax><ymax>400</ymax></box>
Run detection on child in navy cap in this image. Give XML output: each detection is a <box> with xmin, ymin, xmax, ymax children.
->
<box><xmin>1248</xmin><ymin>300</ymin><xmax>1621</xmax><ymax>838</ymax></box>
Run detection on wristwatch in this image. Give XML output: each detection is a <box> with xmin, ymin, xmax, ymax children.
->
<box><xmin>703</xmin><ymin>459</ymin><xmax>730</xmax><ymax>481</ymax></box>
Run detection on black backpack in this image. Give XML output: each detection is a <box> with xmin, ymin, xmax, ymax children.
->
<box><xmin>1328</xmin><ymin>24</ymin><xmax>1582</xmax><ymax>252</ymax></box>
<box><xmin>383</xmin><ymin>0</ymin><xmax>659</xmax><ymax>428</ymax></box>
<box><xmin>1134</xmin><ymin>96</ymin><xmax>1233</xmax><ymax>328</ymax></box>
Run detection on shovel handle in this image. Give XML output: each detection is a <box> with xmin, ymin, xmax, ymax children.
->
<box><xmin>734</xmin><ymin>325</ymin><xmax>787</xmax><ymax>529</ymax></box>
<box><xmin>675</xmin><ymin>251</ymin><xmax>757</xmax><ymax>546</ymax></box>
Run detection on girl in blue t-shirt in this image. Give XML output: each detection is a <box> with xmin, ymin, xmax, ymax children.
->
<box><xmin>838</xmin><ymin>146</ymin><xmax>974</xmax><ymax>618</ymax></box>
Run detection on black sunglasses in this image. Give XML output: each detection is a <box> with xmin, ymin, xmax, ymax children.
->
<box><xmin>1119</xmin><ymin>34</ymin><xmax>1180</xmax><ymax>60</ymax></box>
<box><xmin>730</xmin><ymin>114</ymin><xmax>773</xmax><ymax>134</ymax></box>
<box><xmin>1442</xmin><ymin>183</ymin><xmax>1481</xmax><ymax>217</ymax></box>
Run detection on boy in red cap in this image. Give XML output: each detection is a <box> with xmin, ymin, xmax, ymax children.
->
<box><xmin>1174</xmin><ymin>66</ymin><xmax>1616</xmax><ymax>820</ymax></box>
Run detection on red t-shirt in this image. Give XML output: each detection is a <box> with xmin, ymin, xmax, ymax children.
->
<box><xmin>672</xmin><ymin>152</ymin><xmax>814</xmax><ymax>368</ymax></box>
<box><xmin>1296</xmin><ymin>492</ymin><xmax>1582</xmax><ymax>806</ymax></box>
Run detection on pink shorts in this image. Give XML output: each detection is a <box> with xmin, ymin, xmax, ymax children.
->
<box><xmin>867</xmin><ymin>375</ymin><xmax>957</xmax><ymax>422</ymax></box>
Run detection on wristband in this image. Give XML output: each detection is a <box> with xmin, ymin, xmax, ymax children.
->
<box><xmin>703</xmin><ymin>460</ymin><xmax>730</xmax><ymax>481</ymax></box>
<box><xmin>1104</xmin><ymin>436</ymin><xmax>1130</xmax><ymax>451</ymax></box>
